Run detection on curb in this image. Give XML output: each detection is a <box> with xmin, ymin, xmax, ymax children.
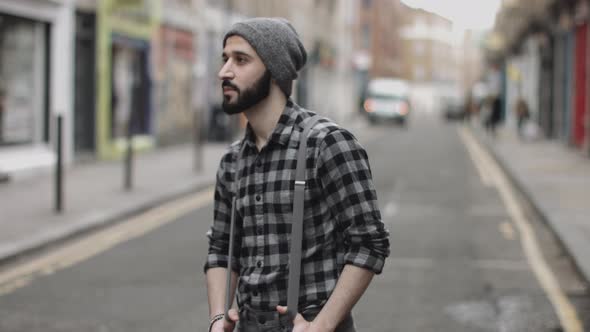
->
<box><xmin>470</xmin><ymin>128</ymin><xmax>590</xmax><ymax>285</ymax></box>
<box><xmin>0</xmin><ymin>179</ymin><xmax>215</xmax><ymax>267</ymax></box>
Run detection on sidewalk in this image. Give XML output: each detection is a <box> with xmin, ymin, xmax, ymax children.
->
<box><xmin>472</xmin><ymin>126</ymin><xmax>590</xmax><ymax>284</ymax></box>
<box><xmin>0</xmin><ymin>142</ymin><xmax>228</xmax><ymax>264</ymax></box>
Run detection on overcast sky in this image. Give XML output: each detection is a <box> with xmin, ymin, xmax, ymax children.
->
<box><xmin>400</xmin><ymin>0</ymin><xmax>502</xmax><ymax>31</ymax></box>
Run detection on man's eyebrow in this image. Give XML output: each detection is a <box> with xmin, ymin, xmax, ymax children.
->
<box><xmin>222</xmin><ymin>50</ymin><xmax>253</xmax><ymax>58</ymax></box>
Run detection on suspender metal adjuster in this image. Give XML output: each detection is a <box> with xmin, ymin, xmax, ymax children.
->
<box><xmin>294</xmin><ymin>180</ymin><xmax>306</xmax><ymax>187</ymax></box>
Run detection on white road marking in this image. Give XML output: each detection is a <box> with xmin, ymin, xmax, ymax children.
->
<box><xmin>0</xmin><ymin>188</ymin><xmax>214</xmax><ymax>296</ymax></box>
<box><xmin>459</xmin><ymin>127</ymin><xmax>584</xmax><ymax>332</ymax></box>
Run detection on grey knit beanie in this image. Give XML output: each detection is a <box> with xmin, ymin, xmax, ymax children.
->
<box><xmin>223</xmin><ymin>17</ymin><xmax>307</xmax><ymax>97</ymax></box>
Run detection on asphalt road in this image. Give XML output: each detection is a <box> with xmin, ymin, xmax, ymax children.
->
<box><xmin>0</xmin><ymin>112</ymin><xmax>588</xmax><ymax>331</ymax></box>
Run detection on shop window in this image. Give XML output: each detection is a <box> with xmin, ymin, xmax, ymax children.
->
<box><xmin>110</xmin><ymin>40</ymin><xmax>151</xmax><ymax>139</ymax></box>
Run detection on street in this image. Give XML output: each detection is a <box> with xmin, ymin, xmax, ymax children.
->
<box><xmin>0</xmin><ymin>112</ymin><xmax>588</xmax><ymax>332</ymax></box>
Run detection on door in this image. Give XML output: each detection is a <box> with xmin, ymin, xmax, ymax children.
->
<box><xmin>74</xmin><ymin>12</ymin><xmax>96</xmax><ymax>153</ymax></box>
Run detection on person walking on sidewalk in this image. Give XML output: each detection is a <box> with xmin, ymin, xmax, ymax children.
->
<box><xmin>485</xmin><ymin>95</ymin><xmax>503</xmax><ymax>137</ymax></box>
<box><xmin>204</xmin><ymin>17</ymin><xmax>390</xmax><ymax>332</ymax></box>
<box><xmin>514</xmin><ymin>97</ymin><xmax>530</xmax><ymax>139</ymax></box>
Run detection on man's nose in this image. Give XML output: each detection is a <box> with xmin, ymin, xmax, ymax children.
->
<box><xmin>218</xmin><ymin>59</ymin><xmax>234</xmax><ymax>80</ymax></box>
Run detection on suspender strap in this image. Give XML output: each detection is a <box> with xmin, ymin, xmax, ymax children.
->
<box><xmin>287</xmin><ymin>115</ymin><xmax>321</xmax><ymax>320</ymax></box>
<box><xmin>225</xmin><ymin>142</ymin><xmax>247</xmax><ymax>321</ymax></box>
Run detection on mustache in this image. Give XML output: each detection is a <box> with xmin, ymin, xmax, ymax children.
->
<box><xmin>222</xmin><ymin>80</ymin><xmax>238</xmax><ymax>91</ymax></box>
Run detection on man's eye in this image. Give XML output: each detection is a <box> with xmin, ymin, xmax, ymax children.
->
<box><xmin>236</xmin><ymin>57</ymin><xmax>247</xmax><ymax>63</ymax></box>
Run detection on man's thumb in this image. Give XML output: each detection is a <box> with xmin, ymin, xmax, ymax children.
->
<box><xmin>276</xmin><ymin>306</ymin><xmax>305</xmax><ymax>322</ymax></box>
<box><xmin>226</xmin><ymin>308</ymin><xmax>239</xmax><ymax>322</ymax></box>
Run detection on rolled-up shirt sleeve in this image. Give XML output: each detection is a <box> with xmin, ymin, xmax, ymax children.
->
<box><xmin>317</xmin><ymin>129</ymin><xmax>390</xmax><ymax>274</ymax></box>
<box><xmin>204</xmin><ymin>150</ymin><xmax>240</xmax><ymax>273</ymax></box>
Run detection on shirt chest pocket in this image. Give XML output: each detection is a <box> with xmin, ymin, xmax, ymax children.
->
<box><xmin>278</xmin><ymin>177</ymin><xmax>321</xmax><ymax>219</ymax></box>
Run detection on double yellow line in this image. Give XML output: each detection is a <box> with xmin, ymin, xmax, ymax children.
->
<box><xmin>0</xmin><ymin>187</ymin><xmax>214</xmax><ymax>296</ymax></box>
<box><xmin>459</xmin><ymin>127</ymin><xmax>584</xmax><ymax>332</ymax></box>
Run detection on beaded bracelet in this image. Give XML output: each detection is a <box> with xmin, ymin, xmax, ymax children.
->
<box><xmin>208</xmin><ymin>313</ymin><xmax>225</xmax><ymax>332</ymax></box>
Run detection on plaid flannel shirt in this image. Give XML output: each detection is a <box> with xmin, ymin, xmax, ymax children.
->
<box><xmin>204</xmin><ymin>100</ymin><xmax>390</xmax><ymax>312</ymax></box>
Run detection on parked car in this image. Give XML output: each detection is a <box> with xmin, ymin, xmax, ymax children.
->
<box><xmin>362</xmin><ymin>78</ymin><xmax>411</xmax><ymax>126</ymax></box>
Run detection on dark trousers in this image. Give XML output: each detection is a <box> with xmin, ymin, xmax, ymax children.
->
<box><xmin>237</xmin><ymin>307</ymin><xmax>356</xmax><ymax>332</ymax></box>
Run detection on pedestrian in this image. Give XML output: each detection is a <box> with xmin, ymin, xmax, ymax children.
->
<box><xmin>485</xmin><ymin>95</ymin><xmax>502</xmax><ymax>137</ymax></box>
<box><xmin>462</xmin><ymin>92</ymin><xmax>475</xmax><ymax>124</ymax></box>
<box><xmin>514</xmin><ymin>97</ymin><xmax>530</xmax><ymax>139</ymax></box>
<box><xmin>204</xmin><ymin>17</ymin><xmax>390</xmax><ymax>332</ymax></box>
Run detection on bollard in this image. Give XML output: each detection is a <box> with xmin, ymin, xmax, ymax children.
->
<box><xmin>193</xmin><ymin>110</ymin><xmax>203</xmax><ymax>172</ymax></box>
<box><xmin>55</xmin><ymin>114</ymin><xmax>64</xmax><ymax>213</ymax></box>
<box><xmin>124</xmin><ymin>116</ymin><xmax>133</xmax><ymax>191</ymax></box>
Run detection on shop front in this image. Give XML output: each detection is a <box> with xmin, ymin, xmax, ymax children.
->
<box><xmin>0</xmin><ymin>0</ymin><xmax>74</xmax><ymax>179</ymax></box>
<box><xmin>153</xmin><ymin>25</ymin><xmax>195</xmax><ymax>146</ymax></box>
<box><xmin>96</xmin><ymin>0</ymin><xmax>160</xmax><ymax>159</ymax></box>
<box><xmin>572</xmin><ymin>0</ymin><xmax>589</xmax><ymax>150</ymax></box>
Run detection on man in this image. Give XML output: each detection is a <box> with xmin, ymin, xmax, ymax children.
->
<box><xmin>205</xmin><ymin>17</ymin><xmax>390</xmax><ymax>332</ymax></box>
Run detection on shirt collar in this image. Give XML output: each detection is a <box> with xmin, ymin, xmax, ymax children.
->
<box><xmin>243</xmin><ymin>99</ymin><xmax>300</xmax><ymax>148</ymax></box>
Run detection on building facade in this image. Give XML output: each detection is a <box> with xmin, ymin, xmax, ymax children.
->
<box><xmin>399</xmin><ymin>4</ymin><xmax>456</xmax><ymax>83</ymax></box>
<box><xmin>488</xmin><ymin>0</ymin><xmax>590</xmax><ymax>156</ymax></box>
<box><xmin>0</xmin><ymin>0</ymin><xmax>366</xmax><ymax>179</ymax></box>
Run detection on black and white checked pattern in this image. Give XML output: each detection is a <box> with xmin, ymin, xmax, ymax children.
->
<box><xmin>205</xmin><ymin>100</ymin><xmax>390</xmax><ymax>313</ymax></box>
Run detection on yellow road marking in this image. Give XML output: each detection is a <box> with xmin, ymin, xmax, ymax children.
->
<box><xmin>499</xmin><ymin>221</ymin><xmax>516</xmax><ymax>240</ymax></box>
<box><xmin>458</xmin><ymin>128</ymin><xmax>493</xmax><ymax>187</ymax></box>
<box><xmin>459</xmin><ymin>127</ymin><xmax>584</xmax><ymax>332</ymax></box>
<box><xmin>0</xmin><ymin>187</ymin><xmax>214</xmax><ymax>296</ymax></box>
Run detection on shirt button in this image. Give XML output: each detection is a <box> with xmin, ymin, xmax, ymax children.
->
<box><xmin>252</xmin><ymin>290</ymin><xmax>259</xmax><ymax>297</ymax></box>
<box><xmin>256</xmin><ymin>260</ymin><xmax>263</xmax><ymax>268</ymax></box>
<box><xmin>256</xmin><ymin>160</ymin><xmax>262</xmax><ymax>167</ymax></box>
<box><xmin>255</xmin><ymin>195</ymin><xmax>261</xmax><ymax>202</ymax></box>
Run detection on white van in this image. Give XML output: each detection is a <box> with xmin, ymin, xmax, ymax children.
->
<box><xmin>362</xmin><ymin>78</ymin><xmax>411</xmax><ymax>126</ymax></box>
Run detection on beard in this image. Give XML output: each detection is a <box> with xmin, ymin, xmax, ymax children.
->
<box><xmin>222</xmin><ymin>70</ymin><xmax>271</xmax><ymax>115</ymax></box>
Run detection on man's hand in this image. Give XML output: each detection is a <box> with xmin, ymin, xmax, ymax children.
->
<box><xmin>210</xmin><ymin>308</ymin><xmax>239</xmax><ymax>332</ymax></box>
<box><xmin>276</xmin><ymin>306</ymin><xmax>333</xmax><ymax>332</ymax></box>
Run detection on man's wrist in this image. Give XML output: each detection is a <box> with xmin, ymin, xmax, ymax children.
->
<box><xmin>312</xmin><ymin>315</ymin><xmax>336</xmax><ymax>332</ymax></box>
<box><xmin>208</xmin><ymin>313</ymin><xmax>225</xmax><ymax>332</ymax></box>
<box><xmin>209</xmin><ymin>312</ymin><xmax>225</xmax><ymax>321</ymax></box>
